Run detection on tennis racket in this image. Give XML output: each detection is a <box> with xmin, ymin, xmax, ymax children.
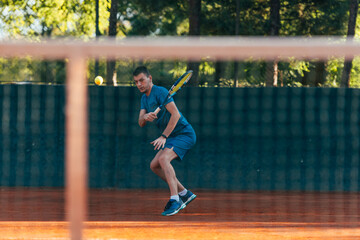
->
<box><xmin>154</xmin><ymin>70</ymin><xmax>193</xmax><ymax>114</ymax></box>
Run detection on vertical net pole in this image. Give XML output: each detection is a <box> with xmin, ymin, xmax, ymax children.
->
<box><xmin>66</xmin><ymin>55</ymin><xmax>88</xmax><ymax>240</ymax></box>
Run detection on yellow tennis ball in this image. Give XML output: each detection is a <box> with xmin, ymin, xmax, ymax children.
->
<box><xmin>94</xmin><ymin>76</ymin><xmax>103</xmax><ymax>85</ymax></box>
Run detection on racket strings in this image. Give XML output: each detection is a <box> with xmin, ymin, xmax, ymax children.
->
<box><xmin>170</xmin><ymin>72</ymin><xmax>193</xmax><ymax>95</ymax></box>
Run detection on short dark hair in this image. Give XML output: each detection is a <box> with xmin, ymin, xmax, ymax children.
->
<box><xmin>133</xmin><ymin>66</ymin><xmax>150</xmax><ymax>77</ymax></box>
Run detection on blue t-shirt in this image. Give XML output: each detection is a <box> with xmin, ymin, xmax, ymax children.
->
<box><xmin>140</xmin><ymin>85</ymin><xmax>190</xmax><ymax>136</ymax></box>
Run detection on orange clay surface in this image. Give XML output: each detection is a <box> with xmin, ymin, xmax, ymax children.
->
<box><xmin>0</xmin><ymin>188</ymin><xmax>359</xmax><ymax>239</ymax></box>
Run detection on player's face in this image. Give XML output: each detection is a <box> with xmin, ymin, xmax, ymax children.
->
<box><xmin>134</xmin><ymin>73</ymin><xmax>152</xmax><ymax>94</ymax></box>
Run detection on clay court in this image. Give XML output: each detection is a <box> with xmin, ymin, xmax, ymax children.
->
<box><xmin>0</xmin><ymin>188</ymin><xmax>359</xmax><ymax>239</ymax></box>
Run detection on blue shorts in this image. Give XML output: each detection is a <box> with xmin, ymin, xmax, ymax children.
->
<box><xmin>163</xmin><ymin>125</ymin><xmax>196</xmax><ymax>160</ymax></box>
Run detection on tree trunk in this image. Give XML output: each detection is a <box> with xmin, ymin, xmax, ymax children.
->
<box><xmin>233</xmin><ymin>0</ymin><xmax>240</xmax><ymax>87</ymax></box>
<box><xmin>314</xmin><ymin>61</ymin><xmax>325</xmax><ymax>87</ymax></box>
<box><xmin>106</xmin><ymin>0</ymin><xmax>118</xmax><ymax>86</ymax></box>
<box><xmin>266</xmin><ymin>0</ymin><xmax>280</xmax><ymax>87</ymax></box>
<box><xmin>41</xmin><ymin>25</ymin><xmax>53</xmax><ymax>83</ymax></box>
<box><xmin>214</xmin><ymin>61</ymin><xmax>223</xmax><ymax>86</ymax></box>
<box><xmin>95</xmin><ymin>0</ymin><xmax>101</xmax><ymax>78</ymax></box>
<box><xmin>187</xmin><ymin>0</ymin><xmax>201</xmax><ymax>86</ymax></box>
<box><xmin>301</xmin><ymin>70</ymin><xmax>309</xmax><ymax>86</ymax></box>
<box><xmin>41</xmin><ymin>61</ymin><xmax>51</xmax><ymax>83</ymax></box>
<box><xmin>269</xmin><ymin>0</ymin><xmax>280</xmax><ymax>36</ymax></box>
<box><xmin>340</xmin><ymin>0</ymin><xmax>358</xmax><ymax>87</ymax></box>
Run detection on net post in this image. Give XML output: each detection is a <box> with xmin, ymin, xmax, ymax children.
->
<box><xmin>65</xmin><ymin>54</ymin><xmax>88</xmax><ymax>240</ymax></box>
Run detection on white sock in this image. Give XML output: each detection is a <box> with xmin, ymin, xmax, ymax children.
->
<box><xmin>178</xmin><ymin>189</ymin><xmax>188</xmax><ymax>196</ymax></box>
<box><xmin>170</xmin><ymin>195</ymin><xmax>180</xmax><ymax>201</ymax></box>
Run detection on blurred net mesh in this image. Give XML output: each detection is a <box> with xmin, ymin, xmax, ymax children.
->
<box><xmin>0</xmin><ymin>37</ymin><xmax>359</xmax><ymax>238</ymax></box>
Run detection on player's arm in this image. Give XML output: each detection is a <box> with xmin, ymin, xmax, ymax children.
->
<box><xmin>161</xmin><ymin>102</ymin><xmax>180</xmax><ymax>137</ymax></box>
<box><xmin>138</xmin><ymin>109</ymin><xmax>157</xmax><ymax>127</ymax></box>
<box><xmin>150</xmin><ymin>101</ymin><xmax>180</xmax><ymax>150</ymax></box>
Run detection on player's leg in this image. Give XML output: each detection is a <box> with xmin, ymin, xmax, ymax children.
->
<box><xmin>151</xmin><ymin>148</ymin><xmax>185</xmax><ymax>216</ymax></box>
<box><xmin>156</xmin><ymin>148</ymin><xmax>180</xmax><ymax>196</ymax></box>
<box><xmin>161</xmin><ymin>131</ymin><xmax>197</xmax><ymax>209</ymax></box>
<box><xmin>150</xmin><ymin>152</ymin><xmax>196</xmax><ymax>210</ymax></box>
<box><xmin>150</xmin><ymin>150</ymin><xmax>186</xmax><ymax>192</ymax></box>
<box><xmin>150</xmin><ymin>128</ymin><xmax>197</xmax><ymax>215</ymax></box>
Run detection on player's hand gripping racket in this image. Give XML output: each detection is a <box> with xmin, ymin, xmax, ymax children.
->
<box><xmin>154</xmin><ymin>70</ymin><xmax>193</xmax><ymax>114</ymax></box>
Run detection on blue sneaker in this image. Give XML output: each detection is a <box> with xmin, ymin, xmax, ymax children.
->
<box><xmin>179</xmin><ymin>190</ymin><xmax>197</xmax><ymax>209</ymax></box>
<box><xmin>161</xmin><ymin>199</ymin><xmax>183</xmax><ymax>216</ymax></box>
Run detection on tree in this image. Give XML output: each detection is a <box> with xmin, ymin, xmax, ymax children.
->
<box><xmin>187</xmin><ymin>0</ymin><xmax>201</xmax><ymax>86</ymax></box>
<box><xmin>265</xmin><ymin>0</ymin><xmax>280</xmax><ymax>87</ymax></box>
<box><xmin>233</xmin><ymin>0</ymin><xmax>240</xmax><ymax>87</ymax></box>
<box><xmin>281</xmin><ymin>0</ymin><xmax>349</xmax><ymax>87</ymax></box>
<box><xmin>126</xmin><ymin>0</ymin><xmax>187</xmax><ymax>36</ymax></box>
<box><xmin>0</xmin><ymin>0</ymin><xmax>110</xmax><ymax>84</ymax></box>
<box><xmin>120</xmin><ymin>0</ymin><xmax>190</xmax><ymax>84</ymax></box>
<box><xmin>341</xmin><ymin>0</ymin><xmax>359</xmax><ymax>87</ymax></box>
<box><xmin>95</xmin><ymin>0</ymin><xmax>101</xmax><ymax>78</ymax></box>
<box><xmin>106</xmin><ymin>0</ymin><xmax>118</xmax><ymax>86</ymax></box>
<box><xmin>0</xmin><ymin>0</ymin><xmax>356</xmax><ymax>87</ymax></box>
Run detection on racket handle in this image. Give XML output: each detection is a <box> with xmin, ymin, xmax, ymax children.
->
<box><xmin>154</xmin><ymin>107</ymin><xmax>161</xmax><ymax>115</ymax></box>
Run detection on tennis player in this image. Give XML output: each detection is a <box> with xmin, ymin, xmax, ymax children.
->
<box><xmin>133</xmin><ymin>66</ymin><xmax>197</xmax><ymax>216</ymax></box>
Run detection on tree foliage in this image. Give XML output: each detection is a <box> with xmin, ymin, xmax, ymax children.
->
<box><xmin>0</xmin><ymin>0</ymin><xmax>359</xmax><ymax>87</ymax></box>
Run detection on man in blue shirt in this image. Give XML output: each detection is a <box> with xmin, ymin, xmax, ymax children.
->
<box><xmin>133</xmin><ymin>66</ymin><xmax>197</xmax><ymax>216</ymax></box>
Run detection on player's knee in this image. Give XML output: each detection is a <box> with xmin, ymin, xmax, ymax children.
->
<box><xmin>158</xmin><ymin>155</ymin><xmax>169</xmax><ymax>168</ymax></box>
<box><xmin>150</xmin><ymin>162</ymin><xmax>155</xmax><ymax>172</ymax></box>
<box><xmin>150</xmin><ymin>160</ymin><xmax>159</xmax><ymax>172</ymax></box>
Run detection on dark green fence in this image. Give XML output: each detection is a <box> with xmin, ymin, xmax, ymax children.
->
<box><xmin>0</xmin><ymin>85</ymin><xmax>65</xmax><ymax>187</ymax></box>
<box><xmin>0</xmin><ymin>85</ymin><xmax>359</xmax><ymax>191</ymax></box>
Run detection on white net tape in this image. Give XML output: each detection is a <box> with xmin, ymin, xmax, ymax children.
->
<box><xmin>0</xmin><ymin>36</ymin><xmax>360</xmax><ymax>60</ymax></box>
